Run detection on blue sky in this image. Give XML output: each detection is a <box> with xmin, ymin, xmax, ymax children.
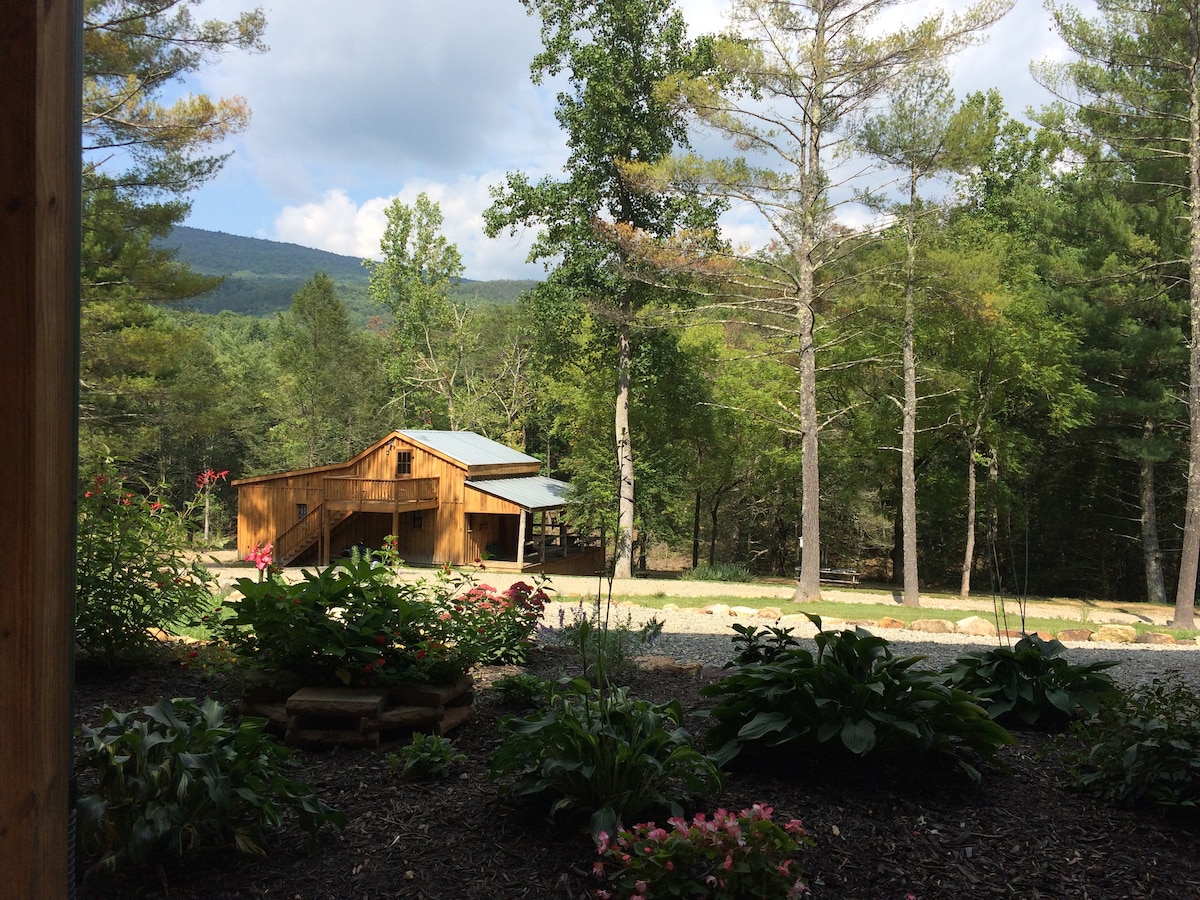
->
<box><xmin>184</xmin><ymin>0</ymin><xmax>1075</xmax><ymax>280</ymax></box>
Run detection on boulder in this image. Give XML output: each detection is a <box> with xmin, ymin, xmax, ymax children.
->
<box><xmin>702</xmin><ymin>604</ymin><xmax>732</xmax><ymax>617</ymax></box>
<box><xmin>1134</xmin><ymin>631</ymin><xmax>1175</xmax><ymax>645</ymax></box>
<box><xmin>956</xmin><ymin>616</ymin><xmax>999</xmax><ymax>637</ymax></box>
<box><xmin>757</xmin><ymin>607</ymin><xmax>784</xmax><ymax>620</ymax></box>
<box><xmin>877</xmin><ymin>616</ymin><xmax>907</xmax><ymax>630</ymax></box>
<box><xmin>1056</xmin><ymin>628</ymin><xmax>1094</xmax><ymax>643</ymax></box>
<box><xmin>1095</xmin><ymin>623</ymin><xmax>1137</xmax><ymax>644</ymax></box>
<box><xmin>908</xmin><ymin>618</ymin><xmax>956</xmax><ymax>634</ymax></box>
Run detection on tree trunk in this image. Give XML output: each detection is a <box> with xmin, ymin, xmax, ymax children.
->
<box><xmin>900</xmin><ymin>176</ymin><xmax>920</xmax><ymax>607</ymax></box>
<box><xmin>1140</xmin><ymin>421</ymin><xmax>1167</xmax><ymax>606</ymax></box>
<box><xmin>692</xmin><ymin>489</ymin><xmax>701</xmax><ymax>570</ymax></box>
<box><xmin>960</xmin><ymin>429</ymin><xmax>980</xmax><ymax>599</ymax></box>
<box><xmin>614</xmin><ymin>292</ymin><xmax>635</xmax><ymax>580</ymax></box>
<box><xmin>709</xmin><ymin>497</ymin><xmax>721</xmax><ymax>566</ymax></box>
<box><xmin>1176</xmin><ymin>28</ymin><xmax>1200</xmax><ymax>628</ymax></box>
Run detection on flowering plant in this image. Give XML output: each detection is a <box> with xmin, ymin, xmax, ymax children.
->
<box><xmin>244</xmin><ymin>541</ymin><xmax>275</xmax><ymax>579</ymax></box>
<box><xmin>592</xmin><ymin>804</ymin><xmax>811</xmax><ymax>899</ymax></box>
<box><xmin>444</xmin><ymin>579</ymin><xmax>550</xmax><ymax>664</ymax></box>
<box><xmin>76</xmin><ymin>455</ymin><xmax>215</xmax><ymax>669</ymax></box>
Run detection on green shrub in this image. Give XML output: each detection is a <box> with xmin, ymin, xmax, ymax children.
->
<box><xmin>941</xmin><ymin>633</ymin><xmax>1118</xmax><ymax>726</ymax></box>
<box><xmin>1059</xmin><ymin>674</ymin><xmax>1200</xmax><ymax>810</ymax></box>
<box><xmin>75</xmin><ymin>697</ymin><xmax>343</xmax><ymax>882</ymax></box>
<box><xmin>75</xmin><ymin>456</ymin><xmax>216</xmax><ymax>670</ymax></box>
<box><xmin>489</xmin><ymin>678</ymin><xmax>725</xmax><ymax>838</ymax></box>
<box><xmin>386</xmin><ymin>732</ymin><xmax>467</xmax><ymax>781</ymax></box>
<box><xmin>219</xmin><ymin>561</ymin><xmax>548</xmax><ymax>686</ymax></box>
<box><xmin>702</xmin><ymin>615</ymin><xmax>1013</xmax><ymax>780</ymax></box>
<box><xmin>593</xmin><ymin>804</ymin><xmax>811</xmax><ymax>899</ymax></box>
<box><xmin>681</xmin><ymin>562</ymin><xmax>755</xmax><ymax>583</ymax></box>
<box><xmin>218</xmin><ymin>559</ymin><xmax>475</xmax><ymax>686</ymax></box>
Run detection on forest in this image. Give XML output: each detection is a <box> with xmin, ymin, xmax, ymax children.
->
<box><xmin>80</xmin><ymin>0</ymin><xmax>1200</xmax><ymax>618</ymax></box>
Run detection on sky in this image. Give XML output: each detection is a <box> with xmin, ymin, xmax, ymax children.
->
<box><xmin>183</xmin><ymin>0</ymin><xmax>1077</xmax><ymax>281</ymax></box>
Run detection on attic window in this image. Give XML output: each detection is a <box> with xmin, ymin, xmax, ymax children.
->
<box><xmin>395</xmin><ymin>451</ymin><xmax>412</xmax><ymax>477</ymax></box>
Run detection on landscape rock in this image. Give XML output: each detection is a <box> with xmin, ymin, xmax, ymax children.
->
<box><xmin>908</xmin><ymin>618</ymin><xmax>957</xmax><ymax>634</ymax></box>
<box><xmin>1135</xmin><ymin>631</ymin><xmax>1175</xmax><ymax>645</ymax></box>
<box><xmin>731</xmin><ymin>605</ymin><xmax>759</xmax><ymax>617</ymax></box>
<box><xmin>635</xmin><ymin>654</ymin><xmax>702</xmax><ymax>675</ymax></box>
<box><xmin>702</xmin><ymin>604</ymin><xmax>733</xmax><ymax>616</ymax></box>
<box><xmin>956</xmin><ymin>616</ymin><xmax>999</xmax><ymax>637</ymax></box>
<box><xmin>1095</xmin><ymin>623</ymin><xmax>1138</xmax><ymax>643</ymax></box>
<box><xmin>1056</xmin><ymin>628</ymin><xmax>1094</xmax><ymax>643</ymax></box>
<box><xmin>877</xmin><ymin>616</ymin><xmax>907</xmax><ymax>630</ymax></box>
<box><xmin>757</xmin><ymin>606</ymin><xmax>783</xmax><ymax>619</ymax></box>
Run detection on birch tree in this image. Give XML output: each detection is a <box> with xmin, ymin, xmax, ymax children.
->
<box><xmin>484</xmin><ymin>0</ymin><xmax>721</xmax><ymax>578</ymax></box>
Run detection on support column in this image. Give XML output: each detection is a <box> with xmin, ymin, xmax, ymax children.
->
<box><xmin>0</xmin><ymin>0</ymin><xmax>81</xmax><ymax>893</ymax></box>
<box><xmin>517</xmin><ymin>509</ymin><xmax>527</xmax><ymax>566</ymax></box>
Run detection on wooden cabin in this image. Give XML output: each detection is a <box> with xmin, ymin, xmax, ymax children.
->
<box><xmin>234</xmin><ymin>430</ymin><xmax>602</xmax><ymax>574</ymax></box>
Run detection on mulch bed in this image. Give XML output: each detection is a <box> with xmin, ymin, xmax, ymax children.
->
<box><xmin>74</xmin><ymin>647</ymin><xmax>1200</xmax><ymax>899</ymax></box>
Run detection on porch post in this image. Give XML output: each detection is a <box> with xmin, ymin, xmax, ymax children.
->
<box><xmin>517</xmin><ymin>509</ymin><xmax>527</xmax><ymax>566</ymax></box>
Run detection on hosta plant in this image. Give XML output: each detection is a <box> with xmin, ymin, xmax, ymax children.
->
<box><xmin>941</xmin><ymin>633</ymin><xmax>1118</xmax><ymax>726</ymax></box>
<box><xmin>1059</xmin><ymin>673</ymin><xmax>1200</xmax><ymax>810</ymax></box>
<box><xmin>728</xmin><ymin>623</ymin><xmax>801</xmax><ymax>666</ymax></box>
<box><xmin>75</xmin><ymin>697</ymin><xmax>343</xmax><ymax>882</ymax></box>
<box><xmin>489</xmin><ymin>678</ymin><xmax>725</xmax><ymax>839</ymax></box>
<box><xmin>592</xmin><ymin>804</ymin><xmax>811</xmax><ymax>899</ymax></box>
<box><xmin>702</xmin><ymin>615</ymin><xmax>1013</xmax><ymax>780</ymax></box>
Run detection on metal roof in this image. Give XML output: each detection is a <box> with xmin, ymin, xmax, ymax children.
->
<box><xmin>398</xmin><ymin>430</ymin><xmax>540</xmax><ymax>467</ymax></box>
<box><xmin>467</xmin><ymin>475</ymin><xmax>572</xmax><ymax>511</ymax></box>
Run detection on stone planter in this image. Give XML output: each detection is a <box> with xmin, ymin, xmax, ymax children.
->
<box><xmin>242</xmin><ymin>674</ymin><xmax>474</xmax><ymax>749</ymax></box>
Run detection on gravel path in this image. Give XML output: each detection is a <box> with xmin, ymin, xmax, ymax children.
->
<box><xmin>538</xmin><ymin>599</ymin><xmax>1200</xmax><ymax>690</ymax></box>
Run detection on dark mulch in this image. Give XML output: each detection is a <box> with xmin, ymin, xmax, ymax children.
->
<box><xmin>74</xmin><ymin>648</ymin><xmax>1200</xmax><ymax>899</ymax></box>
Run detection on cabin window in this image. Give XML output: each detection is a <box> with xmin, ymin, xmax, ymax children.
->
<box><xmin>296</xmin><ymin>503</ymin><xmax>308</xmax><ymax>521</ymax></box>
<box><xmin>395</xmin><ymin>451</ymin><xmax>412</xmax><ymax>476</ymax></box>
<box><xmin>412</xmin><ymin>510</ymin><xmax>423</xmax><ymax>530</ymax></box>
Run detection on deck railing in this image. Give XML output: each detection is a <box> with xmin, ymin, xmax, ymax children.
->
<box><xmin>322</xmin><ymin>476</ymin><xmax>439</xmax><ymax>505</ymax></box>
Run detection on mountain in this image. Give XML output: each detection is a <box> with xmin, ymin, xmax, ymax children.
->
<box><xmin>160</xmin><ymin>226</ymin><xmax>539</xmax><ymax>322</ymax></box>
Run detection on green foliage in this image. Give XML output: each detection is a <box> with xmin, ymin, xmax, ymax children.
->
<box><xmin>386</xmin><ymin>733</ymin><xmax>467</xmax><ymax>781</ymax></box>
<box><xmin>555</xmin><ymin>598</ymin><xmax>664</xmax><ymax>686</ymax></box>
<box><xmin>492</xmin><ymin>673</ymin><xmax>555</xmax><ymax>707</ymax></box>
<box><xmin>75</xmin><ymin>697</ymin><xmax>343</xmax><ymax>882</ymax></box>
<box><xmin>727</xmin><ymin>623</ymin><xmax>801</xmax><ymax>666</ymax></box>
<box><xmin>941</xmin><ymin>633</ymin><xmax>1118</xmax><ymax>726</ymax></box>
<box><xmin>489</xmin><ymin>679</ymin><xmax>725</xmax><ymax>839</ymax></box>
<box><xmin>216</xmin><ymin>559</ymin><xmax>478</xmax><ymax>687</ymax></box>
<box><xmin>75</xmin><ymin>456</ymin><xmax>216</xmax><ymax>669</ymax></box>
<box><xmin>1059</xmin><ymin>674</ymin><xmax>1200</xmax><ymax>810</ymax></box>
<box><xmin>593</xmin><ymin>804</ymin><xmax>811</xmax><ymax>899</ymax></box>
<box><xmin>702</xmin><ymin>616</ymin><xmax>1014</xmax><ymax>780</ymax></box>
<box><xmin>681</xmin><ymin>562</ymin><xmax>754</xmax><ymax>583</ymax></box>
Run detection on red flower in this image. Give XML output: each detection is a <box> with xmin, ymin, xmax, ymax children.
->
<box><xmin>374</xmin><ymin>635</ymin><xmax>387</xmax><ymax>645</ymax></box>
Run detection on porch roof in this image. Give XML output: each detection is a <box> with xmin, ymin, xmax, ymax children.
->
<box><xmin>466</xmin><ymin>475</ymin><xmax>571</xmax><ymax>512</ymax></box>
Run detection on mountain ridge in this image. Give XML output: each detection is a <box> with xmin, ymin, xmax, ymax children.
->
<box><xmin>161</xmin><ymin>225</ymin><xmax>539</xmax><ymax>321</ymax></box>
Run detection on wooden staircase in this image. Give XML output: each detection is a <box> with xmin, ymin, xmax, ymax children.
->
<box><xmin>276</xmin><ymin>502</ymin><xmax>351</xmax><ymax>566</ymax></box>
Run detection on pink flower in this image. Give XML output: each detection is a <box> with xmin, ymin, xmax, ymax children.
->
<box><xmin>592</xmin><ymin>861</ymin><xmax>605</xmax><ymax>877</ymax></box>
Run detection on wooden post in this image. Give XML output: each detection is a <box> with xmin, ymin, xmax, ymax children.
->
<box><xmin>517</xmin><ymin>509</ymin><xmax>527</xmax><ymax>566</ymax></box>
<box><xmin>0</xmin><ymin>0</ymin><xmax>82</xmax><ymax>895</ymax></box>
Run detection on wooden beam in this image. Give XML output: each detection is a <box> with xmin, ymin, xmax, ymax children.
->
<box><xmin>0</xmin><ymin>0</ymin><xmax>81</xmax><ymax>894</ymax></box>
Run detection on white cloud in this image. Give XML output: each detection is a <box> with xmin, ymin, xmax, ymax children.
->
<box><xmin>274</xmin><ymin>176</ymin><xmax>546</xmax><ymax>280</ymax></box>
